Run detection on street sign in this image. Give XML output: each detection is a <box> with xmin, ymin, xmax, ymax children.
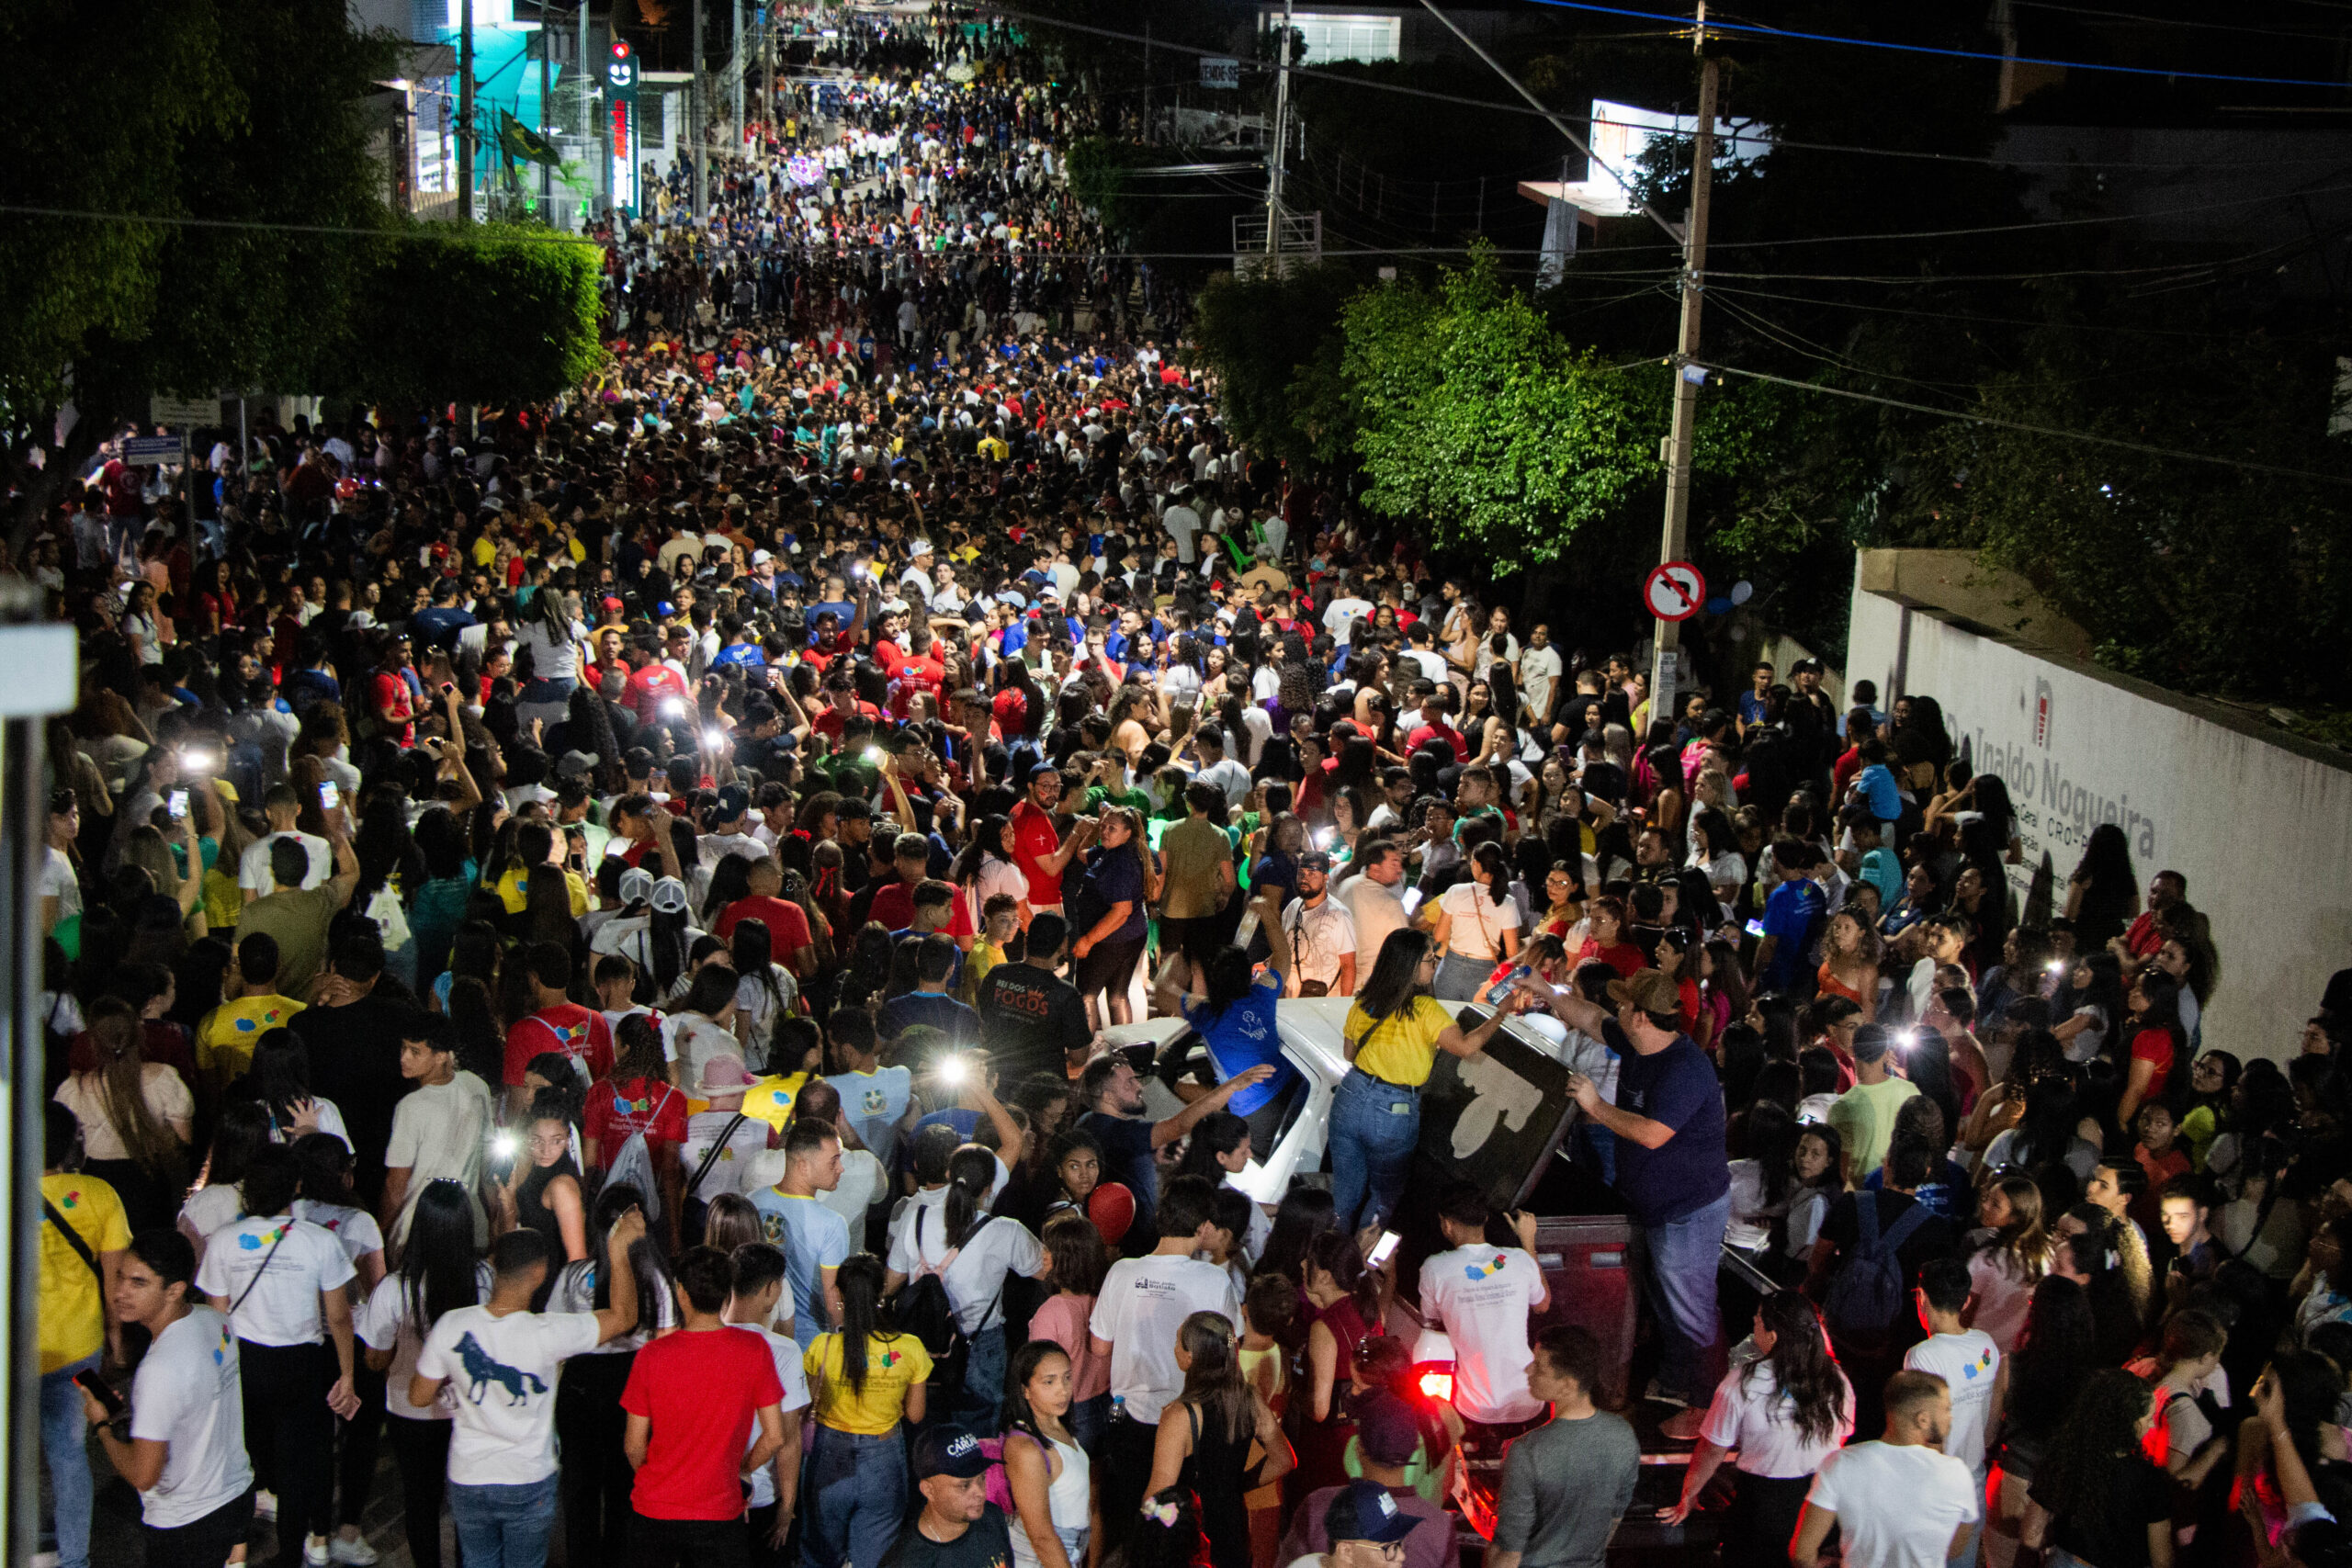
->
<box><xmin>119</xmin><ymin>436</ymin><xmax>183</xmax><ymax>467</ymax></box>
<box><xmin>149</xmin><ymin>392</ymin><xmax>218</xmax><ymax>427</ymax></box>
<box><xmin>1643</xmin><ymin>559</ymin><xmax>1705</xmax><ymax>622</ymax></box>
<box><xmin>1201</xmin><ymin>57</ymin><xmax>1240</xmax><ymax>89</ymax></box>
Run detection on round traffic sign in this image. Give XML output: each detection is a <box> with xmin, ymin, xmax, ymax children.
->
<box><xmin>1644</xmin><ymin>560</ymin><xmax>1706</xmax><ymax>622</ymax></box>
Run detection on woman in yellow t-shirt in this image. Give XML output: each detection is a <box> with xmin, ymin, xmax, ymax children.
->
<box><xmin>803</xmin><ymin>1254</ymin><xmax>931</xmax><ymax>1568</ymax></box>
<box><xmin>1334</xmin><ymin>929</ymin><xmax>1514</xmax><ymax>1232</ymax></box>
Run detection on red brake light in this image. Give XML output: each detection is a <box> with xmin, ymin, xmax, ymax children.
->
<box><xmin>1417</xmin><ymin>1367</ymin><xmax>1453</xmax><ymax>1403</ymax></box>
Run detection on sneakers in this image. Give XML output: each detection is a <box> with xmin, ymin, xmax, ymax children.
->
<box><xmin>330</xmin><ymin>1536</ymin><xmax>380</xmax><ymax>1567</ymax></box>
<box><xmin>1642</xmin><ymin>1379</ymin><xmax>1690</xmax><ymax>1409</ymax></box>
<box><xmin>302</xmin><ymin>1538</ymin><xmax>331</xmax><ymax>1567</ymax></box>
<box><xmin>253</xmin><ymin>1490</ymin><xmax>277</xmax><ymax>1521</ymax></box>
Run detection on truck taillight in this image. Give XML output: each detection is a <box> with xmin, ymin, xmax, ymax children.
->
<box><xmin>1416</xmin><ymin>1364</ymin><xmax>1453</xmax><ymax>1404</ymax></box>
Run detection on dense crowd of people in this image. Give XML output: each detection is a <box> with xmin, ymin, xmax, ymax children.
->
<box><xmin>22</xmin><ymin>10</ymin><xmax>2352</xmax><ymax>1568</ymax></box>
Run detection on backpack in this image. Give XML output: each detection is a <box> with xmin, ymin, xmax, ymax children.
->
<box><xmin>978</xmin><ymin>1430</ymin><xmax>1043</xmax><ymax>1515</ymax></box>
<box><xmin>1821</xmin><ymin>1193</ymin><xmax>1931</xmax><ymax>1335</ymax></box>
<box><xmin>895</xmin><ymin>1205</ymin><xmax>1000</xmax><ymax>1393</ymax></box>
<box><xmin>600</xmin><ymin>1085</ymin><xmax>679</xmax><ymax>1227</ymax></box>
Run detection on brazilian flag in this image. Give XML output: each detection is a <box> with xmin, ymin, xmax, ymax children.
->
<box><xmin>499</xmin><ymin>109</ymin><xmax>560</xmax><ymax>167</ymax></box>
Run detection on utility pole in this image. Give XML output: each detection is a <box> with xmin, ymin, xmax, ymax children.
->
<box><xmin>732</xmin><ymin>0</ymin><xmax>745</xmax><ymax>144</ymax></box>
<box><xmin>1265</xmin><ymin>0</ymin><xmax>1294</xmax><ymax>269</ymax></box>
<box><xmin>579</xmin><ymin>0</ymin><xmax>594</xmax><ymax>216</ymax></box>
<box><xmin>1650</xmin><ymin>9</ymin><xmax>1718</xmax><ymax>722</ymax></box>
<box><xmin>458</xmin><ymin>0</ymin><xmax>476</xmax><ymax>223</ymax></box>
<box><xmin>693</xmin><ymin>0</ymin><xmax>709</xmax><ymax>221</ymax></box>
<box><xmin>1142</xmin><ymin>22</ymin><xmax>1151</xmax><ymax>143</ymax></box>
<box><xmin>538</xmin><ymin>0</ymin><xmax>552</xmax><ymax>217</ymax></box>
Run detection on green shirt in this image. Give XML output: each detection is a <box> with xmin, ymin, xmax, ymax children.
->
<box><xmin>1826</xmin><ymin>1077</ymin><xmax>1922</xmax><ymax>1182</ymax></box>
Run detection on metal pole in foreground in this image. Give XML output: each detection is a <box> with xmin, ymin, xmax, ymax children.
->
<box><xmin>458</xmin><ymin>0</ymin><xmax>476</xmax><ymax>223</ymax></box>
<box><xmin>1649</xmin><ymin>19</ymin><xmax>1718</xmax><ymax>722</ymax></box>
<box><xmin>0</xmin><ymin>589</ymin><xmax>68</xmax><ymax>1568</ymax></box>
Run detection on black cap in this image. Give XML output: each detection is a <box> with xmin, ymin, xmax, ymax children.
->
<box><xmin>1325</xmin><ymin>1481</ymin><xmax>1417</xmax><ymax>1545</ymax></box>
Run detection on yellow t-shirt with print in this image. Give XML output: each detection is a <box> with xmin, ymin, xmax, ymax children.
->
<box><xmin>492</xmin><ymin>865</ymin><xmax>590</xmax><ymax>917</ymax></box>
<box><xmin>1345</xmin><ymin>995</ymin><xmax>1455</xmax><ymax>1088</ymax></box>
<box><xmin>198</xmin><ymin>993</ymin><xmax>308</xmax><ymax>1087</ymax></box>
<box><xmin>959</xmin><ymin>940</ymin><xmax>1007</xmax><ymax>1007</ymax></box>
<box><xmin>805</xmin><ymin>1331</ymin><xmax>932</xmax><ymax>1435</ymax></box>
<box><xmin>40</xmin><ymin>1172</ymin><xmax>130</xmax><ymax>1371</ymax></box>
<box><xmin>741</xmin><ymin>1071</ymin><xmax>808</xmax><ymax>1134</ymax></box>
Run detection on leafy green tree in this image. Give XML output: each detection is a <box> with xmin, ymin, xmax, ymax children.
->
<box><xmin>339</xmin><ymin>225</ymin><xmax>606</xmax><ymax>408</ymax></box>
<box><xmin>1340</xmin><ymin>246</ymin><xmax>1662</xmax><ymax>572</ymax></box>
<box><xmin>1189</xmin><ymin>264</ymin><xmax>1360</xmax><ymax>463</ymax></box>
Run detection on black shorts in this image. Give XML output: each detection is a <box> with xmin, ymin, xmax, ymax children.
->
<box><xmin>143</xmin><ymin>1488</ymin><xmax>255</xmax><ymax>1568</ymax></box>
<box><xmin>1158</xmin><ymin>915</ymin><xmax>1224</xmax><ymax>968</ymax></box>
<box><xmin>1074</xmin><ymin>933</ymin><xmax>1148</xmax><ymax>998</ymax></box>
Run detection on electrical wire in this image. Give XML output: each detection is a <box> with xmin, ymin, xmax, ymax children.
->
<box><xmin>1706</xmin><ymin>281</ymin><xmax>2345</xmax><ymax>344</ymax></box>
<box><xmin>2010</xmin><ymin>0</ymin><xmax>2351</xmax><ymax>39</ymax></box>
<box><xmin>1695</xmin><ymin>359</ymin><xmax>2352</xmax><ymax>485</ymax></box>
<box><xmin>1525</xmin><ymin>0</ymin><xmax>2352</xmax><ymax>89</ymax></box>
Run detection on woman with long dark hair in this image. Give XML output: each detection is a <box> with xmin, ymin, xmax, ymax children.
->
<box><xmin>804</xmin><ymin>1253</ymin><xmax>930</xmax><ymax>1568</ymax></box>
<box><xmin>886</xmin><ymin>1143</ymin><xmax>1046</xmax><ymax>1433</ymax></box>
<box><xmin>1660</xmin><ymin>1292</ymin><xmax>1853</xmax><ymax>1565</ymax></box>
<box><xmin>952</xmin><ymin>811</ymin><xmax>1029</xmax><ymax>929</ymax></box>
<box><xmin>729</xmin><ymin>918</ymin><xmax>798</xmax><ymax>1068</ymax></box>
<box><xmin>1003</xmin><ymin>1339</ymin><xmax>1092</xmax><ymax>1568</ymax></box>
<box><xmin>2117</xmin><ymin>969</ymin><xmax>2189</xmax><ymax>1125</ymax></box>
<box><xmin>2054</xmin><ymin>952</ymin><xmax>2126</xmax><ymax>1066</ymax></box>
<box><xmin>1069</xmin><ymin>804</ymin><xmax>1152</xmax><ymax>1029</ymax></box>
<box><xmin>2064</xmin><ymin>822</ymin><xmax>2140</xmax><ymax>951</ymax></box>
<box><xmin>1252</xmin><ymin>1182</ymin><xmax>1339</xmax><ymax>1290</ymax></box>
<box><xmin>1296</xmin><ymin>1230</ymin><xmax>1385</xmax><ymax>1494</ymax></box>
<box><xmin>1986</xmin><ymin>1275</ymin><xmax>2100</xmax><ymax>1555</ymax></box>
<box><xmin>1429</xmin><ymin>840</ymin><xmax>1520</xmax><ymax>1001</ymax></box>
<box><xmin>1145</xmin><ymin>1310</ymin><xmax>1295</xmax><ymax>1568</ymax></box>
<box><xmin>547</xmin><ymin>1179</ymin><xmax>674</xmax><ymax>1562</ymax></box>
<box><xmin>2018</xmin><ymin>1369</ymin><xmax>2173</xmax><ymax>1568</ymax></box>
<box><xmin>1968</xmin><ymin>1174</ymin><xmax>2052</xmax><ymax>1354</ymax></box>
<box><xmin>498</xmin><ymin>1089</ymin><xmax>588</xmax><ymax>1301</ymax></box>
<box><xmin>1332</xmin><ymin>929</ymin><xmax>1512</xmax><ymax>1231</ymax></box>
<box><xmin>356</xmin><ymin>1179</ymin><xmax>483</xmax><ymax>1568</ymax></box>
<box><xmin>57</xmin><ymin>996</ymin><xmax>191</xmax><ymax>1230</ymax></box>
<box><xmin>409</xmin><ymin>805</ymin><xmax>479</xmax><ymax>988</ymax></box>
<box><xmin>179</xmin><ymin>1099</ymin><xmax>271</xmax><ymax>1262</ymax></box>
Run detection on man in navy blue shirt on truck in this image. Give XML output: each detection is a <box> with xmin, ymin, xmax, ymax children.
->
<box><xmin>1515</xmin><ymin>965</ymin><xmax>1730</xmax><ymax>1440</ymax></box>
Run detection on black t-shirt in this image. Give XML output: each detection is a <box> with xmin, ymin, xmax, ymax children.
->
<box><xmin>1820</xmin><ymin>1190</ymin><xmax>1957</xmax><ymax>1326</ymax></box>
<box><xmin>293</xmin><ymin>994</ymin><xmax>414</xmax><ymax>1206</ymax></box>
<box><xmin>2031</xmin><ymin>1455</ymin><xmax>2171</xmax><ymax>1568</ymax></box>
<box><xmin>1079</xmin><ymin>1110</ymin><xmax>1159</xmax><ymax>1236</ymax></box>
<box><xmin>879</xmin><ymin>1504</ymin><xmax>1013</xmax><ymax>1568</ymax></box>
<box><xmin>976</xmin><ymin>961</ymin><xmax>1091</xmax><ymax>1080</ymax></box>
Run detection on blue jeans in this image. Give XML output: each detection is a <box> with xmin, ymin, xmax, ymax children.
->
<box><xmin>41</xmin><ymin>1353</ymin><xmax>99</xmax><ymax>1568</ymax></box>
<box><xmin>960</xmin><ymin>1323</ymin><xmax>1007</xmax><ymax>1435</ymax></box>
<box><xmin>1432</xmin><ymin>951</ymin><xmax>1489</xmax><ymax>1001</ymax></box>
<box><xmin>1069</xmin><ymin>1392</ymin><xmax>1112</xmax><ymax>1459</ymax></box>
<box><xmin>1637</xmin><ymin>1191</ymin><xmax>1730</xmax><ymax>1405</ymax></box>
<box><xmin>804</xmin><ymin>1425</ymin><xmax>908</xmax><ymax>1568</ymax></box>
<box><xmin>448</xmin><ymin>1472</ymin><xmax>560</xmax><ymax>1568</ymax></box>
<box><xmin>1329</xmin><ymin>1067</ymin><xmax>1419</xmax><ymax>1234</ymax></box>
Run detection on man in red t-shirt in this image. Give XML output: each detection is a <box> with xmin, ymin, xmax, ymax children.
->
<box><xmin>502</xmin><ymin>942</ymin><xmax>616</xmax><ymax>1116</ymax></box>
<box><xmin>712</xmin><ymin>860</ymin><xmax>818</xmax><ymax>976</ymax></box>
<box><xmin>808</xmin><ymin>678</ymin><xmax>883</xmax><ymax>745</ymax></box>
<box><xmin>1406</xmin><ymin>689</ymin><xmax>1470</xmax><ymax>764</ymax></box>
<box><xmin>1011</xmin><ymin>764</ymin><xmax>1074</xmax><ymax>915</ymax></box>
<box><xmin>619</xmin><ymin>1248</ymin><xmax>790</xmax><ymax>1559</ymax></box>
<box><xmin>628</xmin><ymin>638</ymin><xmax>693</xmax><ymax>727</ymax></box>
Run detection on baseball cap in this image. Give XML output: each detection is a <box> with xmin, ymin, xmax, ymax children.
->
<box><xmin>1297</xmin><ymin>850</ymin><xmax>1334</xmax><ymax>873</ymax></box>
<box><xmin>556</xmin><ymin>750</ymin><xmax>599</xmax><ymax>781</ymax></box>
<box><xmin>912</xmin><ymin>1424</ymin><xmax>990</xmax><ymax>1482</ymax></box>
<box><xmin>1606</xmin><ymin>968</ymin><xmax>1679</xmax><ymax>1017</ymax></box>
<box><xmin>650</xmin><ymin>877</ymin><xmax>691</xmax><ymax>916</ymax></box>
<box><xmin>1354</xmin><ymin>1392</ymin><xmax>1423</xmax><ymax>1468</ymax></box>
<box><xmin>1324</xmin><ymin>1480</ymin><xmax>1418</xmax><ymax>1546</ymax></box>
<box><xmin>616</xmin><ymin>867</ymin><xmax>655</xmax><ymax>907</ymax></box>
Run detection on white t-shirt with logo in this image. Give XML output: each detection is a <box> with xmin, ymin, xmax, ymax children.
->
<box><xmin>1418</xmin><ymin>1245</ymin><xmax>1548</xmax><ymax>1423</ymax></box>
<box><xmin>1697</xmin><ymin>1356</ymin><xmax>1853</xmax><ymax>1478</ymax></box>
<box><xmin>415</xmin><ymin>1305</ymin><xmax>601</xmax><ymax>1486</ymax></box>
<box><xmin>888</xmin><ymin>1208</ymin><xmax>1045</xmax><ymax>1334</ymax></box>
<box><xmin>682</xmin><ymin>1107</ymin><xmax>774</xmax><ymax>1201</ymax></box>
<box><xmin>1903</xmin><ymin>1329</ymin><xmax>2000</xmax><ymax>1477</ymax></box>
<box><xmin>736</xmin><ymin>1323</ymin><xmax>813</xmax><ymax>1508</ymax></box>
<box><xmin>194</xmin><ymin>1214</ymin><xmax>356</xmax><ymax>1346</ymax></box>
<box><xmin>1088</xmin><ymin>1255</ymin><xmax>1240</xmax><ymax>1424</ymax></box>
<box><xmin>130</xmin><ymin>1306</ymin><xmax>254</xmax><ymax>1528</ymax></box>
<box><xmin>356</xmin><ymin>1265</ymin><xmax>495</xmax><ymax>1420</ymax></box>
<box><xmin>1804</xmin><ymin>1441</ymin><xmax>1979</xmax><ymax>1568</ymax></box>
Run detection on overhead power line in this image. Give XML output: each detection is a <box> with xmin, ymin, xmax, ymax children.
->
<box><xmin>1525</xmin><ymin>0</ymin><xmax>2352</xmax><ymax>89</ymax></box>
<box><xmin>1697</xmin><ymin>359</ymin><xmax>2352</xmax><ymax>485</ymax></box>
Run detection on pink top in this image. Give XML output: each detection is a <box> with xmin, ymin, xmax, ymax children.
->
<box><xmin>1030</xmin><ymin>1292</ymin><xmax>1110</xmax><ymax>1401</ymax></box>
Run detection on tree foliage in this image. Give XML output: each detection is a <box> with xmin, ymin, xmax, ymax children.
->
<box><xmin>1340</xmin><ymin>248</ymin><xmax>1664</xmax><ymax>573</ymax></box>
<box><xmin>1189</xmin><ymin>264</ymin><xmax>1359</xmax><ymax>465</ymax></box>
<box><xmin>339</xmin><ymin>226</ymin><xmax>607</xmax><ymax>408</ymax></box>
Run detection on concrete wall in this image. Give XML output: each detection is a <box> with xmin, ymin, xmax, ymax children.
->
<box><xmin>1847</xmin><ymin>556</ymin><xmax>2352</xmax><ymax>1065</ymax></box>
